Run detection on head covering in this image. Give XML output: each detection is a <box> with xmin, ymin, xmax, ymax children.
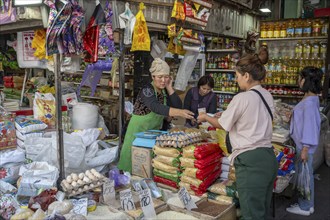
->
<box><xmin>149</xmin><ymin>58</ymin><xmax>170</xmax><ymax>76</ymax></box>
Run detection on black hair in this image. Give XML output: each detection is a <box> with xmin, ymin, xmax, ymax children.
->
<box><xmin>299</xmin><ymin>66</ymin><xmax>323</xmax><ymax>94</ymax></box>
<box><xmin>197</xmin><ymin>75</ymin><xmax>214</xmax><ymax>89</ymax></box>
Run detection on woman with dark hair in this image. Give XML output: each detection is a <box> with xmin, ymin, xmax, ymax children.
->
<box><xmin>183</xmin><ymin>75</ymin><xmax>217</xmax><ymax>127</ymax></box>
<box><xmin>197</xmin><ymin>52</ymin><xmax>278</xmax><ymax>220</ymax></box>
<box><xmin>286</xmin><ymin>67</ymin><xmax>323</xmax><ymax>216</ymax></box>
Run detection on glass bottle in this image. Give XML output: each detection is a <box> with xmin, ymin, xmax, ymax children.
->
<box><xmin>303</xmin><ymin>40</ymin><xmax>311</xmax><ymax>59</ymax></box>
<box><xmin>303</xmin><ymin>19</ymin><xmax>312</xmax><ymax>37</ymax></box>
<box><xmin>280</xmin><ymin>22</ymin><xmax>287</xmax><ymax>38</ymax></box>
<box><xmin>321</xmin><ymin>20</ymin><xmax>329</xmax><ymax>36</ymax></box>
<box><xmin>286</xmin><ymin>19</ymin><xmax>295</xmax><ymax>37</ymax></box>
<box><xmin>295</xmin><ymin>40</ymin><xmax>303</xmax><ymax>58</ymax></box>
<box><xmin>274</xmin><ymin>22</ymin><xmax>281</xmax><ymax>38</ymax></box>
<box><xmin>312</xmin><ymin>19</ymin><xmax>321</xmax><ymax>37</ymax></box>
<box><xmin>320</xmin><ymin>42</ymin><xmax>327</xmax><ymax>59</ymax></box>
<box><xmin>294</xmin><ymin>19</ymin><xmax>303</xmax><ymax>37</ymax></box>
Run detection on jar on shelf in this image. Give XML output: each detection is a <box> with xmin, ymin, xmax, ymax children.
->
<box><xmin>321</xmin><ymin>19</ymin><xmax>329</xmax><ymax>36</ymax></box>
<box><xmin>295</xmin><ymin>40</ymin><xmax>303</xmax><ymax>58</ymax></box>
<box><xmin>320</xmin><ymin>42</ymin><xmax>327</xmax><ymax>59</ymax></box>
<box><xmin>303</xmin><ymin>19</ymin><xmax>312</xmax><ymax>37</ymax></box>
<box><xmin>260</xmin><ymin>22</ymin><xmax>267</xmax><ymax>38</ymax></box>
<box><xmin>286</xmin><ymin>19</ymin><xmax>295</xmax><ymax>37</ymax></box>
<box><xmin>267</xmin><ymin>22</ymin><xmax>274</xmax><ymax>38</ymax></box>
<box><xmin>280</xmin><ymin>22</ymin><xmax>287</xmax><ymax>38</ymax></box>
<box><xmin>302</xmin><ymin>40</ymin><xmax>311</xmax><ymax>59</ymax></box>
<box><xmin>312</xmin><ymin>19</ymin><xmax>321</xmax><ymax>37</ymax></box>
<box><xmin>294</xmin><ymin>19</ymin><xmax>303</xmax><ymax>38</ymax></box>
<box><xmin>312</xmin><ymin>41</ymin><xmax>320</xmax><ymax>59</ymax></box>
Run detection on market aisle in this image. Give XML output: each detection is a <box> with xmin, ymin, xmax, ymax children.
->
<box><xmin>269</xmin><ymin>163</ymin><xmax>330</xmax><ymax>220</ymax></box>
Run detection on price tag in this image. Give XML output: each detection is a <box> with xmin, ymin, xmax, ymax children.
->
<box><xmin>178</xmin><ymin>187</ymin><xmax>197</xmax><ymax>211</ymax></box>
<box><xmin>139</xmin><ymin>189</ymin><xmax>156</xmax><ymax>219</ymax></box>
<box><xmin>120</xmin><ymin>188</ymin><xmax>136</xmax><ymax>211</ymax></box>
<box><xmin>103</xmin><ymin>180</ymin><xmax>115</xmax><ymax>205</ymax></box>
<box><xmin>132</xmin><ymin>181</ymin><xmax>142</xmax><ymax>192</ymax></box>
<box><xmin>71</xmin><ymin>198</ymin><xmax>88</xmax><ymax>216</ymax></box>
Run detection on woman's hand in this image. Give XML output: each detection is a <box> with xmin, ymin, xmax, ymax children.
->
<box><xmin>169</xmin><ymin>108</ymin><xmax>194</xmax><ymax>119</ymax></box>
<box><xmin>165</xmin><ymin>76</ymin><xmax>174</xmax><ymax>95</ymax></box>
<box><xmin>214</xmin><ymin>111</ymin><xmax>222</xmax><ymax>118</ymax></box>
<box><xmin>301</xmin><ymin>146</ymin><xmax>309</xmax><ymax>163</ymax></box>
<box><xmin>197</xmin><ymin>113</ymin><xmax>208</xmax><ymax>123</ymax></box>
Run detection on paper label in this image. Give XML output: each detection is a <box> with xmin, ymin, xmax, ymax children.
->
<box><xmin>71</xmin><ymin>198</ymin><xmax>88</xmax><ymax>216</ymax></box>
<box><xmin>120</xmin><ymin>188</ymin><xmax>136</xmax><ymax>211</ymax></box>
<box><xmin>103</xmin><ymin>180</ymin><xmax>116</xmax><ymax>205</ymax></box>
<box><xmin>132</xmin><ymin>181</ymin><xmax>143</xmax><ymax>192</ymax></box>
<box><xmin>139</xmin><ymin>189</ymin><xmax>156</xmax><ymax>219</ymax></box>
<box><xmin>178</xmin><ymin>187</ymin><xmax>197</xmax><ymax>211</ymax></box>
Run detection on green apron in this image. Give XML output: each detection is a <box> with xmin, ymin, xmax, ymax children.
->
<box><xmin>117</xmin><ymin>86</ymin><xmax>167</xmax><ymax>173</ymax></box>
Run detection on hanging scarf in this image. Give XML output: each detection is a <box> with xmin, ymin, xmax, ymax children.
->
<box><xmin>67</xmin><ymin>0</ymin><xmax>84</xmax><ymax>54</ymax></box>
<box><xmin>83</xmin><ymin>3</ymin><xmax>106</xmax><ymax>62</ymax></box>
<box><xmin>98</xmin><ymin>0</ymin><xmax>115</xmax><ymax>56</ymax></box>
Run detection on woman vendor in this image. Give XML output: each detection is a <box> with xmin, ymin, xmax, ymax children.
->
<box><xmin>183</xmin><ymin>75</ymin><xmax>217</xmax><ymax>127</ymax></box>
<box><xmin>118</xmin><ymin>58</ymin><xmax>195</xmax><ymax>172</ymax></box>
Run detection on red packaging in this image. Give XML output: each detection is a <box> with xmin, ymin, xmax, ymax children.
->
<box><xmin>4</xmin><ymin>82</ymin><xmax>14</xmax><ymax>88</ymax></box>
<box><xmin>194</xmin><ymin>153</ymin><xmax>222</xmax><ymax>169</ymax></box>
<box><xmin>3</xmin><ymin>76</ymin><xmax>13</xmax><ymax>83</ymax></box>
<box><xmin>183</xmin><ymin>142</ymin><xmax>221</xmax><ymax>159</ymax></box>
<box><xmin>184</xmin><ymin>3</ymin><xmax>193</xmax><ymax>17</ymax></box>
<box><xmin>153</xmin><ymin>175</ymin><xmax>178</xmax><ymax>189</ymax></box>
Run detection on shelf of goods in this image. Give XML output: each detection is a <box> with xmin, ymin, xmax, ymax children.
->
<box><xmin>206</xmin><ymin>69</ymin><xmax>236</xmax><ymax>72</ymax></box>
<box><xmin>213</xmin><ymin>91</ymin><xmax>236</xmax><ymax>95</ymax></box>
<box><xmin>206</xmin><ymin>49</ymin><xmax>238</xmax><ymax>53</ymax></box>
<box><xmin>259</xmin><ymin>17</ymin><xmax>329</xmax><ymax>101</ymax></box>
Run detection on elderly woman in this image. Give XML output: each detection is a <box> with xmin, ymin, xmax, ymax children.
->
<box><xmin>118</xmin><ymin>58</ymin><xmax>194</xmax><ymax>172</ymax></box>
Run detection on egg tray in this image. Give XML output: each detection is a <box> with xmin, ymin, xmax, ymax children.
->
<box><xmin>155</xmin><ymin>138</ymin><xmax>202</xmax><ymax>148</ymax></box>
<box><xmin>155</xmin><ymin>132</ymin><xmax>202</xmax><ymax>148</ymax></box>
<box><xmin>62</xmin><ymin>178</ymin><xmax>107</xmax><ymax>198</ymax></box>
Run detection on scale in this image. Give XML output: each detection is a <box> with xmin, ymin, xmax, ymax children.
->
<box><xmin>132</xmin><ymin>130</ymin><xmax>168</xmax><ymax>148</ymax></box>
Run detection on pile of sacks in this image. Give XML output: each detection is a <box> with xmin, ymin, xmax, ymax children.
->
<box><xmin>179</xmin><ymin>142</ymin><xmax>222</xmax><ymax>196</ymax></box>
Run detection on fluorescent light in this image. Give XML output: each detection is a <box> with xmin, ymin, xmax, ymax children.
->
<box><xmin>13</xmin><ymin>0</ymin><xmax>43</xmax><ymax>6</ymax></box>
<box><xmin>260</xmin><ymin>8</ymin><xmax>271</xmax><ymax>13</ymax></box>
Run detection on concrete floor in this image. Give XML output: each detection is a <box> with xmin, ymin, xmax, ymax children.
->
<box><xmin>268</xmin><ymin>163</ymin><xmax>330</xmax><ymax>220</ymax></box>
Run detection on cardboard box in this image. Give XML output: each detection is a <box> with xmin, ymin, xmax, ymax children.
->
<box><xmin>132</xmin><ymin>146</ymin><xmax>153</xmax><ymax>178</ymax></box>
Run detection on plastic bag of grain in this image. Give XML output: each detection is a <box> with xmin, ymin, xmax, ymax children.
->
<box><xmin>208</xmin><ymin>180</ymin><xmax>237</xmax><ymax>197</ymax></box>
<box><xmin>181</xmin><ymin>169</ymin><xmax>221</xmax><ymax>191</ymax></box>
<box><xmin>152</xmin><ymin>160</ymin><xmax>180</xmax><ymax>174</ymax></box>
<box><xmin>182</xmin><ymin>143</ymin><xmax>221</xmax><ymax>159</ymax></box>
<box><xmin>207</xmin><ymin>192</ymin><xmax>234</xmax><ymax>205</ymax></box>
<box><xmin>153</xmin><ymin>146</ymin><xmax>181</xmax><ymax>157</ymax></box>
<box><xmin>153</xmin><ymin>169</ymin><xmax>180</xmax><ymax>183</ymax></box>
<box><xmin>182</xmin><ymin>162</ymin><xmax>221</xmax><ymax>180</ymax></box>
<box><xmin>180</xmin><ymin>153</ymin><xmax>222</xmax><ymax>169</ymax></box>
<box><xmin>153</xmin><ymin>176</ymin><xmax>178</xmax><ymax>189</ymax></box>
<box><xmin>153</xmin><ymin>155</ymin><xmax>180</xmax><ymax>167</ymax></box>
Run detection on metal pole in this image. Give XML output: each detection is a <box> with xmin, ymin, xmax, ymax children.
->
<box><xmin>118</xmin><ymin>29</ymin><xmax>125</xmax><ymax>148</ymax></box>
<box><xmin>19</xmin><ymin>69</ymin><xmax>30</xmax><ymax>107</ymax></box>
<box><xmin>54</xmin><ymin>54</ymin><xmax>65</xmax><ymax>180</ymax></box>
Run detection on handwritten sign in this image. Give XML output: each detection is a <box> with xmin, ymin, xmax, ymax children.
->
<box><xmin>103</xmin><ymin>180</ymin><xmax>115</xmax><ymax>205</ymax></box>
<box><xmin>71</xmin><ymin>198</ymin><xmax>88</xmax><ymax>216</ymax></box>
<box><xmin>132</xmin><ymin>181</ymin><xmax>142</xmax><ymax>192</ymax></box>
<box><xmin>139</xmin><ymin>189</ymin><xmax>156</xmax><ymax>219</ymax></box>
<box><xmin>120</xmin><ymin>188</ymin><xmax>136</xmax><ymax>211</ymax></box>
<box><xmin>178</xmin><ymin>187</ymin><xmax>197</xmax><ymax>211</ymax></box>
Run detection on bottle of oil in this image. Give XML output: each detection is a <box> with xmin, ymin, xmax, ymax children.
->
<box><xmin>280</xmin><ymin>22</ymin><xmax>287</xmax><ymax>38</ymax></box>
<box><xmin>295</xmin><ymin>40</ymin><xmax>303</xmax><ymax>58</ymax></box>
<box><xmin>312</xmin><ymin>19</ymin><xmax>321</xmax><ymax>37</ymax></box>
<box><xmin>294</xmin><ymin>19</ymin><xmax>303</xmax><ymax>37</ymax></box>
<box><xmin>260</xmin><ymin>22</ymin><xmax>267</xmax><ymax>38</ymax></box>
<box><xmin>267</xmin><ymin>22</ymin><xmax>274</xmax><ymax>38</ymax></box>
<box><xmin>303</xmin><ymin>19</ymin><xmax>312</xmax><ymax>37</ymax></box>
<box><xmin>321</xmin><ymin>20</ymin><xmax>329</xmax><ymax>36</ymax></box>
<box><xmin>312</xmin><ymin>41</ymin><xmax>320</xmax><ymax>59</ymax></box>
<box><xmin>320</xmin><ymin>42</ymin><xmax>327</xmax><ymax>59</ymax></box>
<box><xmin>274</xmin><ymin>22</ymin><xmax>280</xmax><ymax>38</ymax></box>
<box><xmin>303</xmin><ymin>40</ymin><xmax>311</xmax><ymax>59</ymax></box>
<box><xmin>287</xmin><ymin>19</ymin><xmax>295</xmax><ymax>37</ymax></box>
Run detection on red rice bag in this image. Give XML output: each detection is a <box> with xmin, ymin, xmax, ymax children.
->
<box><xmin>153</xmin><ymin>175</ymin><xmax>179</xmax><ymax>189</ymax></box>
<box><xmin>183</xmin><ymin>142</ymin><xmax>221</xmax><ymax>159</ymax></box>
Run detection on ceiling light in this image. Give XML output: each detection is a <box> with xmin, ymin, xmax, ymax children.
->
<box><xmin>260</xmin><ymin>8</ymin><xmax>272</xmax><ymax>13</ymax></box>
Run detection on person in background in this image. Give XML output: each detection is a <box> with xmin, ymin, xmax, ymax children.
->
<box><xmin>197</xmin><ymin>53</ymin><xmax>278</xmax><ymax>220</ymax></box>
<box><xmin>117</xmin><ymin>58</ymin><xmax>194</xmax><ymax>173</ymax></box>
<box><xmin>286</xmin><ymin>67</ymin><xmax>323</xmax><ymax>216</ymax></box>
<box><xmin>183</xmin><ymin>75</ymin><xmax>217</xmax><ymax>127</ymax></box>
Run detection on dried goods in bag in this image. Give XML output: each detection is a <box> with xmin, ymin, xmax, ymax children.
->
<box><xmin>181</xmin><ymin>169</ymin><xmax>221</xmax><ymax>191</ymax></box>
<box><xmin>153</xmin><ymin>145</ymin><xmax>181</xmax><ymax>157</ymax></box>
<box><xmin>207</xmin><ymin>192</ymin><xmax>239</xmax><ymax>206</ymax></box>
<box><xmin>153</xmin><ymin>169</ymin><xmax>180</xmax><ymax>183</ymax></box>
<box><xmin>153</xmin><ymin>155</ymin><xmax>180</xmax><ymax>167</ymax></box>
<box><xmin>182</xmin><ymin>162</ymin><xmax>221</xmax><ymax>180</ymax></box>
<box><xmin>152</xmin><ymin>160</ymin><xmax>180</xmax><ymax>174</ymax></box>
<box><xmin>208</xmin><ymin>180</ymin><xmax>237</xmax><ymax>197</ymax></box>
<box><xmin>180</xmin><ymin>153</ymin><xmax>222</xmax><ymax>169</ymax></box>
<box><xmin>153</xmin><ymin>175</ymin><xmax>178</xmax><ymax>189</ymax></box>
<box><xmin>182</xmin><ymin>143</ymin><xmax>221</xmax><ymax>159</ymax></box>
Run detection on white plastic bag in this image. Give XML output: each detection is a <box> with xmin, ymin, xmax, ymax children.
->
<box><xmin>72</xmin><ymin>103</ymin><xmax>99</xmax><ymax>130</ymax></box>
<box><xmin>85</xmin><ymin>141</ymin><xmax>118</xmax><ymax>168</ymax></box>
<box><xmin>0</xmin><ymin>149</ymin><xmax>26</xmax><ymax>167</ymax></box>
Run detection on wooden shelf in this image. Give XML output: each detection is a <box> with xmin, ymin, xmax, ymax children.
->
<box><xmin>259</xmin><ymin>36</ymin><xmax>327</xmax><ymax>41</ymax></box>
<box><xmin>213</xmin><ymin>91</ymin><xmax>237</xmax><ymax>95</ymax></box>
<box><xmin>81</xmin><ymin>95</ymin><xmax>119</xmax><ymax>101</ymax></box>
<box><xmin>206</xmin><ymin>69</ymin><xmax>236</xmax><ymax>72</ymax></box>
<box><xmin>206</xmin><ymin>49</ymin><xmax>238</xmax><ymax>53</ymax></box>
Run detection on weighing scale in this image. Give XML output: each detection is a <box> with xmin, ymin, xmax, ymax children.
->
<box><xmin>132</xmin><ymin>130</ymin><xmax>168</xmax><ymax>148</ymax></box>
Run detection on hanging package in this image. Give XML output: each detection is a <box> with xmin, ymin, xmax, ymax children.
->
<box><xmin>131</xmin><ymin>3</ymin><xmax>150</xmax><ymax>52</ymax></box>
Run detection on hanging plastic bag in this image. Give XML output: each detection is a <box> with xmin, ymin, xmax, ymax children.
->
<box><xmin>119</xmin><ymin>2</ymin><xmax>136</xmax><ymax>45</ymax></box>
<box><xmin>292</xmin><ymin>159</ymin><xmax>311</xmax><ymax>200</ymax></box>
<box><xmin>131</xmin><ymin>3</ymin><xmax>150</xmax><ymax>52</ymax></box>
<box><xmin>33</xmin><ymin>92</ymin><xmax>56</xmax><ymax>129</ymax></box>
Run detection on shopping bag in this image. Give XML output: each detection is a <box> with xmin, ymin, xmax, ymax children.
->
<box><xmin>0</xmin><ymin>107</ymin><xmax>17</xmax><ymax>151</ymax></box>
<box><xmin>130</xmin><ymin>3</ymin><xmax>150</xmax><ymax>52</ymax></box>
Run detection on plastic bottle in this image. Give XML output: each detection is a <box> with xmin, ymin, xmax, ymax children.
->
<box><xmin>303</xmin><ymin>19</ymin><xmax>312</xmax><ymax>37</ymax></box>
<box><xmin>267</xmin><ymin>22</ymin><xmax>274</xmax><ymax>38</ymax></box>
<box><xmin>320</xmin><ymin>42</ymin><xmax>327</xmax><ymax>59</ymax></box>
<box><xmin>312</xmin><ymin>19</ymin><xmax>321</xmax><ymax>37</ymax></box>
<box><xmin>286</xmin><ymin>20</ymin><xmax>295</xmax><ymax>37</ymax></box>
<box><xmin>321</xmin><ymin>20</ymin><xmax>329</xmax><ymax>36</ymax></box>
<box><xmin>303</xmin><ymin>40</ymin><xmax>311</xmax><ymax>59</ymax></box>
<box><xmin>312</xmin><ymin>41</ymin><xmax>320</xmax><ymax>59</ymax></box>
<box><xmin>280</xmin><ymin>22</ymin><xmax>287</xmax><ymax>38</ymax></box>
<box><xmin>294</xmin><ymin>19</ymin><xmax>303</xmax><ymax>37</ymax></box>
<box><xmin>295</xmin><ymin>40</ymin><xmax>303</xmax><ymax>58</ymax></box>
<box><xmin>274</xmin><ymin>22</ymin><xmax>280</xmax><ymax>38</ymax></box>
<box><xmin>260</xmin><ymin>22</ymin><xmax>267</xmax><ymax>38</ymax></box>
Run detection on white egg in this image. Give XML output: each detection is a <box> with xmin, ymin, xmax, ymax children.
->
<box><xmin>71</xmin><ymin>181</ymin><xmax>78</xmax><ymax>188</ymax></box>
<box><xmin>83</xmin><ymin>176</ymin><xmax>90</xmax><ymax>183</ymax></box>
<box><xmin>71</xmin><ymin>173</ymin><xmax>78</xmax><ymax>181</ymax></box>
<box><xmin>66</xmin><ymin>176</ymin><xmax>72</xmax><ymax>184</ymax></box>
<box><xmin>90</xmin><ymin>169</ymin><xmax>97</xmax><ymax>174</ymax></box>
<box><xmin>83</xmin><ymin>185</ymin><xmax>89</xmax><ymax>190</ymax></box>
<box><xmin>78</xmin><ymin>173</ymin><xmax>85</xmax><ymax>179</ymax></box>
<box><xmin>77</xmin><ymin>179</ymin><xmax>84</xmax><ymax>185</ymax></box>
